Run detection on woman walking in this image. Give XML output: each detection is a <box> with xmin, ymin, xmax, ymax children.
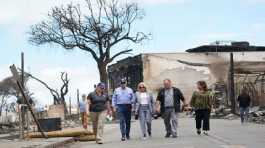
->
<box><xmin>135</xmin><ymin>82</ymin><xmax>154</xmax><ymax>139</ymax></box>
<box><xmin>190</xmin><ymin>81</ymin><xmax>213</xmax><ymax>135</ymax></box>
<box><xmin>87</xmin><ymin>82</ymin><xmax>111</xmax><ymax>144</ymax></box>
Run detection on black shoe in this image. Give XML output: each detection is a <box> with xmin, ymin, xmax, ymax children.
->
<box><xmin>197</xmin><ymin>130</ymin><xmax>201</xmax><ymax>135</ymax></box>
<box><xmin>148</xmin><ymin>131</ymin><xmax>152</xmax><ymax>137</ymax></box>
<box><xmin>165</xmin><ymin>133</ymin><xmax>171</xmax><ymax>138</ymax></box>
<box><xmin>126</xmin><ymin>135</ymin><xmax>130</xmax><ymax>140</ymax></box>
<box><xmin>121</xmin><ymin>137</ymin><xmax>126</xmax><ymax>141</ymax></box>
<box><xmin>172</xmin><ymin>135</ymin><xmax>178</xmax><ymax>138</ymax></box>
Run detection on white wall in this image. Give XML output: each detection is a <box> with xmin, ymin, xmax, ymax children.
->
<box><xmin>141</xmin><ymin>52</ymin><xmax>265</xmax><ymax>101</ymax></box>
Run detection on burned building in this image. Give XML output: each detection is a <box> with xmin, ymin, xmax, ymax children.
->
<box><xmin>108</xmin><ymin>55</ymin><xmax>143</xmax><ymax>92</ymax></box>
<box><xmin>108</xmin><ymin>42</ymin><xmax>265</xmax><ymax>107</ymax></box>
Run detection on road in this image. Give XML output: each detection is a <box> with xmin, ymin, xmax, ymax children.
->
<box><xmin>67</xmin><ymin>117</ymin><xmax>265</xmax><ymax>148</ymax></box>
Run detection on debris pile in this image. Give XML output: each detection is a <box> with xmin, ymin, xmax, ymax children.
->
<box><xmin>248</xmin><ymin>107</ymin><xmax>265</xmax><ymax>124</ymax></box>
<box><xmin>211</xmin><ymin>107</ymin><xmax>238</xmax><ymax>119</ymax></box>
<box><xmin>62</xmin><ymin>120</ymin><xmax>81</xmax><ymax>129</ymax></box>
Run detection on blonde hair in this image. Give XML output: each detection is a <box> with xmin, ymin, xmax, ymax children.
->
<box><xmin>137</xmin><ymin>82</ymin><xmax>147</xmax><ymax>92</ymax></box>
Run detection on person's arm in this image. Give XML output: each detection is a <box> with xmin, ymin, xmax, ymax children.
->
<box><xmin>247</xmin><ymin>95</ymin><xmax>251</xmax><ymax>107</ymax></box>
<box><xmin>130</xmin><ymin>89</ymin><xmax>136</xmax><ymax>104</ymax></box>
<box><xmin>208</xmin><ymin>92</ymin><xmax>214</xmax><ymax>111</ymax></box>
<box><xmin>106</xmin><ymin>96</ymin><xmax>112</xmax><ymax>115</ymax></box>
<box><xmin>150</xmin><ymin>93</ymin><xmax>155</xmax><ymax>114</ymax></box>
<box><xmin>134</xmin><ymin>93</ymin><xmax>139</xmax><ymax>115</ymax></box>
<box><xmin>177</xmin><ymin>88</ymin><xmax>188</xmax><ymax>107</ymax></box>
<box><xmin>237</xmin><ymin>95</ymin><xmax>241</xmax><ymax>107</ymax></box>
<box><xmin>156</xmin><ymin>90</ymin><xmax>162</xmax><ymax>113</ymax></box>
<box><xmin>190</xmin><ymin>92</ymin><xmax>196</xmax><ymax>108</ymax></box>
<box><xmin>177</xmin><ymin>89</ymin><xmax>186</xmax><ymax>105</ymax></box>
<box><xmin>86</xmin><ymin>94</ymin><xmax>91</xmax><ymax>115</ymax></box>
<box><xmin>112</xmin><ymin>90</ymin><xmax>117</xmax><ymax>112</ymax></box>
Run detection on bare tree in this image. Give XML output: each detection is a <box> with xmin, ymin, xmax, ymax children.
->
<box><xmin>25</xmin><ymin>71</ymin><xmax>69</xmax><ymax>114</ymax></box>
<box><xmin>0</xmin><ymin>74</ymin><xmax>33</xmax><ymax>116</ymax></box>
<box><xmin>29</xmin><ymin>0</ymin><xmax>148</xmax><ymax>84</ymax></box>
<box><xmin>0</xmin><ymin>74</ymin><xmax>30</xmax><ymax>100</ymax></box>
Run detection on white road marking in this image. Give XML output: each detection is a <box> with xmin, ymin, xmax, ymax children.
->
<box><xmin>221</xmin><ymin>145</ymin><xmax>247</xmax><ymax>148</ymax></box>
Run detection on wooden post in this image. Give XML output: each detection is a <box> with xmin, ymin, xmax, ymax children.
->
<box><xmin>77</xmin><ymin>89</ymin><xmax>80</xmax><ymax>117</ymax></box>
<box><xmin>20</xmin><ymin>52</ymin><xmax>25</xmax><ymax>139</ymax></box>
<box><xmin>228</xmin><ymin>53</ymin><xmax>236</xmax><ymax>114</ymax></box>
<box><xmin>10</xmin><ymin>65</ymin><xmax>47</xmax><ymax>138</ymax></box>
<box><xmin>69</xmin><ymin>97</ymin><xmax>72</xmax><ymax>116</ymax></box>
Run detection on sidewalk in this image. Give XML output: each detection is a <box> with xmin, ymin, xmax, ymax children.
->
<box><xmin>0</xmin><ymin>124</ymin><xmax>116</xmax><ymax>148</ymax></box>
<box><xmin>0</xmin><ymin>137</ymin><xmax>74</xmax><ymax>148</ymax></box>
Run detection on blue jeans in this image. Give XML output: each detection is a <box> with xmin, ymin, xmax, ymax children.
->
<box><xmin>138</xmin><ymin>105</ymin><xmax>152</xmax><ymax>137</ymax></box>
<box><xmin>117</xmin><ymin>104</ymin><xmax>132</xmax><ymax>138</ymax></box>
<box><xmin>240</xmin><ymin>107</ymin><xmax>249</xmax><ymax>123</ymax></box>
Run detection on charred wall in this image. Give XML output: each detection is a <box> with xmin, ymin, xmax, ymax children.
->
<box><xmin>107</xmin><ymin>55</ymin><xmax>143</xmax><ymax>93</ymax></box>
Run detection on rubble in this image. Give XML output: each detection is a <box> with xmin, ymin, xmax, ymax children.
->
<box><xmin>248</xmin><ymin>108</ymin><xmax>265</xmax><ymax>124</ymax></box>
<box><xmin>223</xmin><ymin>113</ymin><xmax>239</xmax><ymax>120</ymax></box>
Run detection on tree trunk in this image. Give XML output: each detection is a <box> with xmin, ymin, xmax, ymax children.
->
<box><xmin>97</xmin><ymin>62</ymin><xmax>108</xmax><ymax>87</ymax></box>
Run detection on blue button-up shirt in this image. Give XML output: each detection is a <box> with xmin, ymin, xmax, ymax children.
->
<box><xmin>112</xmin><ymin>87</ymin><xmax>135</xmax><ymax>108</ymax></box>
<box><xmin>79</xmin><ymin>101</ymin><xmax>87</xmax><ymax>113</ymax></box>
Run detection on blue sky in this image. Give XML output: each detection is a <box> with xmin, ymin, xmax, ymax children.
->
<box><xmin>1</xmin><ymin>0</ymin><xmax>265</xmax><ymax>106</ymax></box>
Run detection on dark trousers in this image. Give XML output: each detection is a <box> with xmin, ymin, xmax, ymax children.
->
<box><xmin>117</xmin><ymin>104</ymin><xmax>132</xmax><ymax>138</ymax></box>
<box><xmin>239</xmin><ymin>107</ymin><xmax>249</xmax><ymax>123</ymax></box>
<box><xmin>195</xmin><ymin>109</ymin><xmax>210</xmax><ymax>131</ymax></box>
<box><xmin>162</xmin><ymin>108</ymin><xmax>178</xmax><ymax>136</ymax></box>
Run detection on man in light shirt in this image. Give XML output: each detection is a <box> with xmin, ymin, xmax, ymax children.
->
<box><xmin>79</xmin><ymin>94</ymin><xmax>88</xmax><ymax>129</ymax></box>
<box><xmin>156</xmin><ymin>79</ymin><xmax>187</xmax><ymax>138</ymax></box>
<box><xmin>112</xmin><ymin>79</ymin><xmax>135</xmax><ymax>141</ymax></box>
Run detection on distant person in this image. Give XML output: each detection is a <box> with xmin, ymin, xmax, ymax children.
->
<box><xmin>135</xmin><ymin>82</ymin><xmax>154</xmax><ymax>140</ymax></box>
<box><xmin>87</xmin><ymin>83</ymin><xmax>111</xmax><ymax>144</ymax></box>
<box><xmin>112</xmin><ymin>79</ymin><xmax>135</xmax><ymax>141</ymax></box>
<box><xmin>190</xmin><ymin>81</ymin><xmax>213</xmax><ymax>135</ymax></box>
<box><xmin>156</xmin><ymin>79</ymin><xmax>187</xmax><ymax>138</ymax></box>
<box><xmin>80</xmin><ymin>94</ymin><xmax>88</xmax><ymax>129</ymax></box>
<box><xmin>237</xmin><ymin>88</ymin><xmax>251</xmax><ymax>124</ymax></box>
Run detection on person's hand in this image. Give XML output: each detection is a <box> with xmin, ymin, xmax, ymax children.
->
<box><xmin>113</xmin><ymin>108</ymin><xmax>117</xmax><ymax>113</ymax></box>
<box><xmin>156</xmin><ymin>107</ymin><xmax>161</xmax><ymax>114</ymax></box>
<box><xmin>135</xmin><ymin>114</ymin><xmax>139</xmax><ymax>120</ymax></box>
<box><xmin>107</xmin><ymin>109</ymin><xmax>113</xmax><ymax>116</ymax></box>
<box><xmin>87</xmin><ymin>111</ymin><xmax>90</xmax><ymax>117</ymax></box>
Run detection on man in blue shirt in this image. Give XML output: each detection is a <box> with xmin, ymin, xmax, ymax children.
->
<box><xmin>112</xmin><ymin>79</ymin><xmax>135</xmax><ymax>141</ymax></box>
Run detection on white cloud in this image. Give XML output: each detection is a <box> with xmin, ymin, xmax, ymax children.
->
<box><xmin>0</xmin><ymin>0</ymin><xmax>85</xmax><ymax>25</ymax></box>
<box><xmin>0</xmin><ymin>0</ymin><xmax>190</xmax><ymax>25</ymax></box>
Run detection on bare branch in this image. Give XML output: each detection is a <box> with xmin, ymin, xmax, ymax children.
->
<box><xmin>29</xmin><ymin>0</ymin><xmax>149</xmax><ymax>84</ymax></box>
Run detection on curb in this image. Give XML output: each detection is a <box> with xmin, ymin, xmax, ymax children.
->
<box><xmin>42</xmin><ymin>137</ymin><xmax>75</xmax><ymax>148</ymax></box>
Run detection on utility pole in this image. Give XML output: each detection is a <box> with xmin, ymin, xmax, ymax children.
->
<box><xmin>69</xmin><ymin>97</ymin><xmax>72</xmax><ymax>116</ymax></box>
<box><xmin>20</xmin><ymin>52</ymin><xmax>25</xmax><ymax>139</ymax></box>
<box><xmin>228</xmin><ymin>52</ymin><xmax>236</xmax><ymax>113</ymax></box>
<box><xmin>77</xmin><ymin>89</ymin><xmax>80</xmax><ymax>117</ymax></box>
